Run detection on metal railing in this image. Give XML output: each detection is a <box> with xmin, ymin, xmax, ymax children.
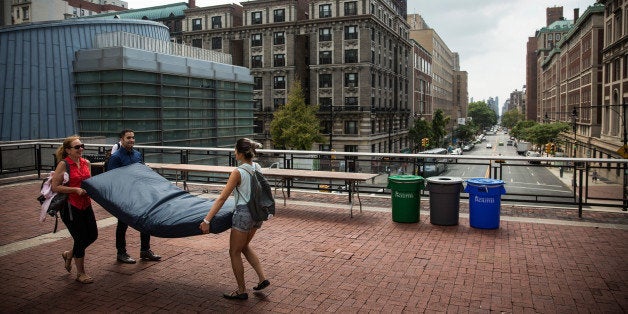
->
<box><xmin>1</xmin><ymin>141</ymin><xmax>626</xmax><ymax>213</ymax></box>
<box><xmin>94</xmin><ymin>31</ymin><xmax>232</xmax><ymax>64</ymax></box>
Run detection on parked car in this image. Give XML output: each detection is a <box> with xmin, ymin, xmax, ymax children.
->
<box><xmin>486</xmin><ymin>143</ymin><xmax>492</xmax><ymax>149</ymax></box>
<box><xmin>498</xmin><ymin>141</ymin><xmax>504</xmax><ymax>146</ymax></box>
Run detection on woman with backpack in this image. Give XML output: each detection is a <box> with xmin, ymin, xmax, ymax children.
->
<box><xmin>199</xmin><ymin>138</ymin><xmax>270</xmax><ymax>300</ymax></box>
<box><xmin>51</xmin><ymin>135</ymin><xmax>98</xmax><ymax>284</ymax></box>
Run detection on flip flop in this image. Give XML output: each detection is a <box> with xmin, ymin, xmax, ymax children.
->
<box><xmin>62</xmin><ymin>251</ymin><xmax>72</xmax><ymax>273</ymax></box>
<box><xmin>253</xmin><ymin>279</ymin><xmax>270</xmax><ymax>291</ymax></box>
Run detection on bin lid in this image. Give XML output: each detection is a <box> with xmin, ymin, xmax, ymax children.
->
<box><xmin>388</xmin><ymin>175</ymin><xmax>424</xmax><ymax>182</ymax></box>
<box><xmin>426</xmin><ymin>176</ymin><xmax>463</xmax><ymax>185</ymax></box>
<box><xmin>466</xmin><ymin>178</ymin><xmax>504</xmax><ymax>187</ymax></box>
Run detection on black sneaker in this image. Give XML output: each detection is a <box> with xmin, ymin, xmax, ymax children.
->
<box><xmin>140</xmin><ymin>250</ymin><xmax>161</xmax><ymax>261</ymax></box>
<box><xmin>117</xmin><ymin>253</ymin><xmax>136</xmax><ymax>264</ymax></box>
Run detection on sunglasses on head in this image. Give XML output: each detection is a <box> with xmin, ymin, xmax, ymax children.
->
<box><xmin>71</xmin><ymin>144</ymin><xmax>85</xmax><ymax>149</ymax></box>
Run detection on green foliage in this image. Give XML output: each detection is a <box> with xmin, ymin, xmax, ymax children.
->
<box><xmin>501</xmin><ymin>109</ymin><xmax>524</xmax><ymax>129</ymax></box>
<box><xmin>431</xmin><ymin>109</ymin><xmax>449</xmax><ymax>147</ymax></box>
<box><xmin>511</xmin><ymin>120</ymin><xmax>537</xmax><ymax>140</ymax></box>
<box><xmin>269</xmin><ymin>81</ymin><xmax>324</xmax><ymax>150</ymax></box>
<box><xmin>455</xmin><ymin>123</ymin><xmax>479</xmax><ymax>143</ymax></box>
<box><xmin>512</xmin><ymin>121</ymin><xmax>570</xmax><ymax>150</ymax></box>
<box><xmin>408</xmin><ymin>118</ymin><xmax>432</xmax><ymax>151</ymax></box>
<box><xmin>468</xmin><ymin>101</ymin><xmax>497</xmax><ymax>130</ymax></box>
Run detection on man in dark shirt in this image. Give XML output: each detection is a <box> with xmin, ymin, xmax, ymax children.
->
<box><xmin>107</xmin><ymin>129</ymin><xmax>161</xmax><ymax>263</ymax></box>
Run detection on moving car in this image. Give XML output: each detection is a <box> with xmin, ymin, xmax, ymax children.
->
<box><xmin>486</xmin><ymin>143</ymin><xmax>492</xmax><ymax>149</ymax></box>
<box><xmin>525</xmin><ymin>151</ymin><xmax>541</xmax><ymax>164</ymax></box>
<box><xmin>507</xmin><ymin>140</ymin><xmax>513</xmax><ymax>146</ymax></box>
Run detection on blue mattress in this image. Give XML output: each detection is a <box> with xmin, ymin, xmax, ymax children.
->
<box><xmin>82</xmin><ymin>163</ymin><xmax>233</xmax><ymax>238</ymax></box>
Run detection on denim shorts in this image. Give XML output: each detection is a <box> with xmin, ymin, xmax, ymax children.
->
<box><xmin>232</xmin><ymin>204</ymin><xmax>263</xmax><ymax>232</ymax></box>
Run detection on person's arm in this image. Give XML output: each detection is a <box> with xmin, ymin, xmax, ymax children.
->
<box><xmin>108</xmin><ymin>153</ymin><xmax>121</xmax><ymax>170</ymax></box>
<box><xmin>199</xmin><ymin>168</ymin><xmax>241</xmax><ymax>234</ymax></box>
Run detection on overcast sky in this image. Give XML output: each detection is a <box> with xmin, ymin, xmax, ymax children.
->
<box><xmin>126</xmin><ymin>0</ymin><xmax>593</xmax><ymax>111</ymax></box>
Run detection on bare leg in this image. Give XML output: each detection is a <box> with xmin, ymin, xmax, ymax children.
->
<box><xmin>229</xmin><ymin>229</ymin><xmax>250</xmax><ymax>293</ymax></box>
<box><xmin>241</xmin><ymin>228</ymin><xmax>266</xmax><ymax>283</ymax></box>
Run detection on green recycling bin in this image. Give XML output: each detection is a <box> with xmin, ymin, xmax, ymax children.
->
<box><xmin>387</xmin><ymin>175</ymin><xmax>425</xmax><ymax>223</ymax></box>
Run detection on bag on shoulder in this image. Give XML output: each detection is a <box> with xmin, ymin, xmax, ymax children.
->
<box><xmin>37</xmin><ymin>160</ymin><xmax>70</xmax><ymax>232</ymax></box>
<box><xmin>103</xmin><ymin>142</ymin><xmax>120</xmax><ymax>172</ymax></box>
<box><xmin>237</xmin><ymin>164</ymin><xmax>275</xmax><ymax>222</ymax></box>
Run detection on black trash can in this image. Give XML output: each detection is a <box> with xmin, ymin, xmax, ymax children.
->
<box><xmin>425</xmin><ymin>176</ymin><xmax>464</xmax><ymax>226</ymax></box>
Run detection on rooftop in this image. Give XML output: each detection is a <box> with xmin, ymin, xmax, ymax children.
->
<box><xmin>1</xmin><ymin>178</ymin><xmax>626</xmax><ymax>312</ymax></box>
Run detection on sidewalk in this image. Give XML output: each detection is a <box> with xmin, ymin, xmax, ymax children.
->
<box><xmin>1</xmin><ymin>180</ymin><xmax>627</xmax><ymax>312</ymax></box>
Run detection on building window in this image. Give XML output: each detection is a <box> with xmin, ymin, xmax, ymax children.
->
<box><xmin>345</xmin><ymin>97</ymin><xmax>358</xmax><ymax>107</ymax></box>
<box><xmin>319</xmin><ymin>74</ymin><xmax>332</xmax><ymax>88</ymax></box>
<box><xmin>319</xmin><ymin>27</ymin><xmax>332</xmax><ymax>41</ymax></box>
<box><xmin>251</xmin><ymin>33</ymin><xmax>262</xmax><ymax>46</ymax></box>
<box><xmin>254</xmin><ymin>77</ymin><xmax>262</xmax><ymax>90</ymax></box>
<box><xmin>274</xmin><ymin>54</ymin><xmax>286</xmax><ymax>67</ymax></box>
<box><xmin>345</xmin><ymin>49</ymin><xmax>358</xmax><ymax>63</ymax></box>
<box><xmin>211</xmin><ymin>37</ymin><xmax>222</xmax><ymax>49</ymax></box>
<box><xmin>254</xmin><ymin>119</ymin><xmax>263</xmax><ymax>132</ymax></box>
<box><xmin>274</xmin><ymin>97</ymin><xmax>285</xmax><ymax>109</ymax></box>
<box><xmin>192</xmin><ymin>18</ymin><xmax>202</xmax><ymax>31</ymax></box>
<box><xmin>211</xmin><ymin>16</ymin><xmax>222</xmax><ymax>29</ymax></box>
<box><xmin>344</xmin><ymin>1</ymin><xmax>357</xmax><ymax>16</ymax></box>
<box><xmin>253</xmin><ymin>99</ymin><xmax>262</xmax><ymax>111</ymax></box>
<box><xmin>251</xmin><ymin>11</ymin><xmax>262</xmax><ymax>24</ymax></box>
<box><xmin>319</xmin><ymin>51</ymin><xmax>332</xmax><ymax>64</ymax></box>
<box><xmin>319</xmin><ymin>4</ymin><xmax>331</xmax><ymax>18</ymax></box>
<box><xmin>22</xmin><ymin>7</ymin><xmax>29</xmax><ymax>19</ymax></box>
<box><xmin>345</xmin><ymin>73</ymin><xmax>358</xmax><ymax>87</ymax></box>
<box><xmin>274</xmin><ymin>76</ymin><xmax>286</xmax><ymax>89</ymax></box>
<box><xmin>345</xmin><ymin>25</ymin><xmax>358</xmax><ymax>40</ymax></box>
<box><xmin>274</xmin><ymin>9</ymin><xmax>285</xmax><ymax>22</ymax></box>
<box><xmin>191</xmin><ymin>38</ymin><xmax>202</xmax><ymax>48</ymax></box>
<box><xmin>273</xmin><ymin>31</ymin><xmax>285</xmax><ymax>45</ymax></box>
<box><xmin>251</xmin><ymin>55</ymin><xmax>262</xmax><ymax>68</ymax></box>
<box><xmin>319</xmin><ymin>97</ymin><xmax>332</xmax><ymax>109</ymax></box>
<box><xmin>345</xmin><ymin>145</ymin><xmax>358</xmax><ymax>152</ymax></box>
<box><xmin>344</xmin><ymin>121</ymin><xmax>358</xmax><ymax>134</ymax></box>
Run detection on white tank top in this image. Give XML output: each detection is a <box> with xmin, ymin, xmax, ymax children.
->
<box><xmin>235</xmin><ymin>162</ymin><xmax>261</xmax><ymax>205</ymax></box>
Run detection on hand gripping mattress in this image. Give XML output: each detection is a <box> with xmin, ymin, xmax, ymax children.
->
<box><xmin>82</xmin><ymin>163</ymin><xmax>233</xmax><ymax>238</ymax></box>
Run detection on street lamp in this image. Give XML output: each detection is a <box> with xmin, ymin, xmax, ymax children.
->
<box><xmin>571</xmin><ymin>108</ymin><xmax>578</xmax><ymax>197</ymax></box>
<box><xmin>571</xmin><ymin>108</ymin><xmax>578</xmax><ymax>157</ymax></box>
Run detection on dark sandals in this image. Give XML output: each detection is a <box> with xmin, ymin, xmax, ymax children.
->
<box><xmin>223</xmin><ymin>290</ymin><xmax>248</xmax><ymax>300</ymax></box>
<box><xmin>253</xmin><ymin>279</ymin><xmax>270</xmax><ymax>291</ymax></box>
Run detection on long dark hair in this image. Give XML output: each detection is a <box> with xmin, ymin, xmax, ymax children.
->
<box><xmin>236</xmin><ymin>138</ymin><xmax>262</xmax><ymax>160</ymax></box>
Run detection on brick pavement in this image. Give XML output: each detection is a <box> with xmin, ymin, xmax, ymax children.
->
<box><xmin>1</xmin><ymin>180</ymin><xmax>627</xmax><ymax>313</ymax></box>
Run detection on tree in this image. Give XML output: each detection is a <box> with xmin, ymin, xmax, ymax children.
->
<box><xmin>269</xmin><ymin>81</ymin><xmax>325</xmax><ymax>150</ymax></box>
<box><xmin>517</xmin><ymin>122</ymin><xmax>570</xmax><ymax>151</ymax></box>
<box><xmin>408</xmin><ymin>118</ymin><xmax>432</xmax><ymax>151</ymax></box>
<box><xmin>454</xmin><ymin>123</ymin><xmax>479</xmax><ymax>144</ymax></box>
<box><xmin>501</xmin><ymin>108</ymin><xmax>525</xmax><ymax>130</ymax></box>
<box><xmin>510</xmin><ymin>120</ymin><xmax>537</xmax><ymax>140</ymax></box>
<box><xmin>431</xmin><ymin>109</ymin><xmax>449</xmax><ymax>147</ymax></box>
<box><xmin>468</xmin><ymin>101</ymin><xmax>497</xmax><ymax>131</ymax></box>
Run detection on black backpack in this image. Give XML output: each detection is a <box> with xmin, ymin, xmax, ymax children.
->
<box><xmin>237</xmin><ymin>164</ymin><xmax>275</xmax><ymax>222</ymax></box>
<box><xmin>103</xmin><ymin>142</ymin><xmax>120</xmax><ymax>172</ymax></box>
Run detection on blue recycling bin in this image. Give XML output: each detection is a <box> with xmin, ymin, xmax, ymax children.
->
<box><xmin>464</xmin><ymin>178</ymin><xmax>506</xmax><ymax>229</ymax></box>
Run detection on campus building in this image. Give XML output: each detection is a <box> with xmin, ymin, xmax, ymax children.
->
<box><xmin>0</xmin><ymin>18</ymin><xmax>253</xmax><ymax>147</ymax></box>
<box><xmin>181</xmin><ymin>0</ymin><xmax>413</xmax><ymax>155</ymax></box>
<box><xmin>2</xmin><ymin>0</ymin><xmax>128</xmax><ymax>26</ymax></box>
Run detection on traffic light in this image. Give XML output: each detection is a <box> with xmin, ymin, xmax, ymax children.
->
<box><xmin>550</xmin><ymin>143</ymin><xmax>556</xmax><ymax>153</ymax></box>
<box><xmin>421</xmin><ymin>138</ymin><xmax>428</xmax><ymax>147</ymax></box>
<box><xmin>545</xmin><ymin>143</ymin><xmax>551</xmax><ymax>154</ymax></box>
